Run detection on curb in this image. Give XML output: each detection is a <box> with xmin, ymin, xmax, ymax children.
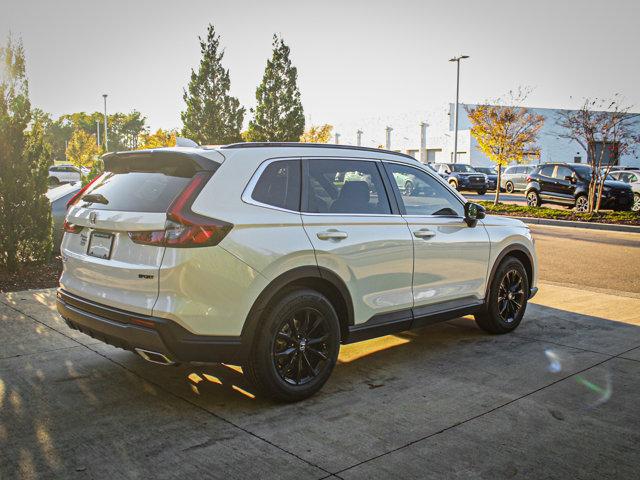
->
<box><xmin>512</xmin><ymin>216</ymin><xmax>640</xmax><ymax>233</ymax></box>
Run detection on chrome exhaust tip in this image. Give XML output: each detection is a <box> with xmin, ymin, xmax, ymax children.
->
<box><xmin>135</xmin><ymin>348</ymin><xmax>176</xmax><ymax>366</ymax></box>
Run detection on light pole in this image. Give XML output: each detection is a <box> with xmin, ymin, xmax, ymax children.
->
<box><xmin>385</xmin><ymin>126</ymin><xmax>393</xmax><ymax>150</ymax></box>
<box><xmin>335</xmin><ymin>133</ymin><xmax>341</xmax><ymax>145</ymax></box>
<box><xmin>356</xmin><ymin>129</ymin><xmax>363</xmax><ymax>147</ymax></box>
<box><xmin>96</xmin><ymin>120</ymin><xmax>100</xmax><ymax>147</ymax></box>
<box><xmin>449</xmin><ymin>55</ymin><xmax>469</xmax><ymax>163</ymax></box>
<box><xmin>102</xmin><ymin>94</ymin><xmax>108</xmax><ymax>151</ymax></box>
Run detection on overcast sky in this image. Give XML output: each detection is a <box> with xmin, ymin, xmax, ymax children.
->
<box><xmin>3</xmin><ymin>0</ymin><xmax>639</xmax><ymax>147</ymax></box>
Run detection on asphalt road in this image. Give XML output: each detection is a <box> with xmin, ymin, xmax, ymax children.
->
<box><xmin>530</xmin><ymin>224</ymin><xmax>640</xmax><ymax>295</ymax></box>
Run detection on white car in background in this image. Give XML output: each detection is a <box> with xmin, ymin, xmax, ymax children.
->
<box><xmin>609</xmin><ymin>169</ymin><xmax>640</xmax><ymax>211</ymax></box>
<box><xmin>57</xmin><ymin>143</ymin><xmax>538</xmax><ymax>402</ymax></box>
<box><xmin>49</xmin><ymin>164</ymin><xmax>89</xmax><ymax>185</ymax></box>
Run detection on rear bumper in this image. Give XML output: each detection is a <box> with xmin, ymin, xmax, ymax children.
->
<box><xmin>56</xmin><ymin>289</ymin><xmax>245</xmax><ymax>364</ymax></box>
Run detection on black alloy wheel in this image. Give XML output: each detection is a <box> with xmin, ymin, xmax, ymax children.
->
<box><xmin>497</xmin><ymin>269</ymin><xmax>526</xmax><ymax>324</ymax></box>
<box><xmin>273</xmin><ymin>307</ymin><xmax>331</xmax><ymax>386</ymax></box>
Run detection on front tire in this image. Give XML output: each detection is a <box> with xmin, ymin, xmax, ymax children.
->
<box><xmin>404</xmin><ymin>180</ymin><xmax>414</xmax><ymax>196</ymax></box>
<box><xmin>505</xmin><ymin>181</ymin><xmax>514</xmax><ymax>193</ymax></box>
<box><xmin>244</xmin><ymin>288</ymin><xmax>341</xmax><ymax>402</ymax></box>
<box><xmin>475</xmin><ymin>257</ymin><xmax>529</xmax><ymax>334</ymax></box>
<box><xmin>48</xmin><ymin>177</ymin><xmax>59</xmax><ymax>186</ymax></box>
<box><xmin>478</xmin><ymin>189</ymin><xmax>487</xmax><ymax>196</ymax></box>
<box><xmin>633</xmin><ymin>193</ymin><xmax>640</xmax><ymax>212</ymax></box>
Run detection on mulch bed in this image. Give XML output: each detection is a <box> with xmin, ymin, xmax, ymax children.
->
<box><xmin>0</xmin><ymin>256</ymin><xmax>62</xmax><ymax>293</ymax></box>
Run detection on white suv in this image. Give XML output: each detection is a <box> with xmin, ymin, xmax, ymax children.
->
<box><xmin>57</xmin><ymin>143</ymin><xmax>538</xmax><ymax>401</ymax></box>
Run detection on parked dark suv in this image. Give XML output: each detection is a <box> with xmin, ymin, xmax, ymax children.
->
<box><xmin>433</xmin><ymin>163</ymin><xmax>487</xmax><ymax>194</ymax></box>
<box><xmin>525</xmin><ymin>163</ymin><xmax>634</xmax><ymax>212</ymax></box>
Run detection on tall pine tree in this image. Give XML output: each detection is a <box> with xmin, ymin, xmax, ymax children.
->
<box><xmin>181</xmin><ymin>24</ymin><xmax>245</xmax><ymax>145</ymax></box>
<box><xmin>246</xmin><ymin>35</ymin><xmax>305</xmax><ymax>142</ymax></box>
<box><xmin>0</xmin><ymin>36</ymin><xmax>52</xmax><ymax>272</ymax></box>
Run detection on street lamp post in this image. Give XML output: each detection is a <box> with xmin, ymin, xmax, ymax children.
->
<box><xmin>356</xmin><ymin>129</ymin><xmax>363</xmax><ymax>147</ymax></box>
<box><xmin>96</xmin><ymin>120</ymin><xmax>100</xmax><ymax>147</ymax></box>
<box><xmin>335</xmin><ymin>133</ymin><xmax>341</xmax><ymax>145</ymax></box>
<box><xmin>102</xmin><ymin>94</ymin><xmax>108</xmax><ymax>151</ymax></box>
<box><xmin>449</xmin><ymin>55</ymin><xmax>469</xmax><ymax>163</ymax></box>
<box><xmin>385</xmin><ymin>126</ymin><xmax>393</xmax><ymax>150</ymax></box>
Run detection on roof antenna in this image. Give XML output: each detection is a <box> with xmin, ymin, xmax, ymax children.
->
<box><xmin>175</xmin><ymin>137</ymin><xmax>199</xmax><ymax>148</ymax></box>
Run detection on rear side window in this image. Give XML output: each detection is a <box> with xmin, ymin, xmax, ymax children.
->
<box><xmin>82</xmin><ymin>172</ymin><xmax>192</xmax><ymax>212</ymax></box>
<box><xmin>554</xmin><ymin>166</ymin><xmax>573</xmax><ymax>179</ymax></box>
<box><xmin>303</xmin><ymin>159</ymin><xmax>391</xmax><ymax>214</ymax></box>
<box><xmin>251</xmin><ymin>160</ymin><xmax>301</xmax><ymax>211</ymax></box>
<box><xmin>538</xmin><ymin>165</ymin><xmax>555</xmax><ymax>177</ymax></box>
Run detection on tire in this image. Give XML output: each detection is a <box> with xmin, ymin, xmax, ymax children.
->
<box><xmin>526</xmin><ymin>190</ymin><xmax>541</xmax><ymax>207</ymax></box>
<box><xmin>244</xmin><ymin>288</ymin><xmax>341</xmax><ymax>402</ymax></box>
<box><xmin>48</xmin><ymin>177</ymin><xmax>59</xmax><ymax>186</ymax></box>
<box><xmin>574</xmin><ymin>195</ymin><xmax>588</xmax><ymax>212</ymax></box>
<box><xmin>478</xmin><ymin>189</ymin><xmax>487</xmax><ymax>196</ymax></box>
<box><xmin>633</xmin><ymin>193</ymin><xmax>640</xmax><ymax>212</ymax></box>
<box><xmin>505</xmin><ymin>181</ymin><xmax>514</xmax><ymax>193</ymax></box>
<box><xmin>448</xmin><ymin>179</ymin><xmax>458</xmax><ymax>191</ymax></box>
<box><xmin>475</xmin><ymin>257</ymin><xmax>529</xmax><ymax>334</ymax></box>
<box><xmin>404</xmin><ymin>180</ymin><xmax>414</xmax><ymax>196</ymax></box>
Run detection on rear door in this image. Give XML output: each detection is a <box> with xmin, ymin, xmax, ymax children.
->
<box><xmin>551</xmin><ymin>165</ymin><xmax>575</xmax><ymax>202</ymax></box>
<box><xmin>300</xmin><ymin>158</ymin><xmax>414</xmax><ymax>326</ymax></box>
<box><xmin>60</xmin><ymin>152</ymin><xmax>220</xmax><ymax>315</ymax></box>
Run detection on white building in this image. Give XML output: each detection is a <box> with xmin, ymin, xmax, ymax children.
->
<box><xmin>405</xmin><ymin>103</ymin><xmax>640</xmax><ymax>168</ymax></box>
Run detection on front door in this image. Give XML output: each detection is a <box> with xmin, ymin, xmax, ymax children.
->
<box><xmin>300</xmin><ymin>158</ymin><xmax>414</xmax><ymax>326</ymax></box>
<box><xmin>383</xmin><ymin>162</ymin><xmax>490</xmax><ymax>317</ymax></box>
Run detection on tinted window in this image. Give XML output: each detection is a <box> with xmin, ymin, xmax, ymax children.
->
<box><xmin>251</xmin><ymin>160</ymin><xmax>300</xmax><ymax>211</ymax></box>
<box><xmin>450</xmin><ymin>164</ymin><xmax>475</xmax><ymax>173</ymax></box>
<box><xmin>539</xmin><ymin>165</ymin><xmax>555</xmax><ymax>177</ymax></box>
<box><xmin>303</xmin><ymin>159</ymin><xmax>391</xmax><ymax>214</ymax></box>
<box><xmin>504</xmin><ymin>167</ymin><xmax>515</xmax><ymax>175</ymax></box>
<box><xmin>554</xmin><ymin>166</ymin><xmax>573</xmax><ymax>179</ymax></box>
<box><xmin>82</xmin><ymin>172</ymin><xmax>192</xmax><ymax>212</ymax></box>
<box><xmin>386</xmin><ymin>163</ymin><xmax>464</xmax><ymax>217</ymax></box>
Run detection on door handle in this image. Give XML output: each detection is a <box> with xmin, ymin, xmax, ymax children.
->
<box><xmin>413</xmin><ymin>228</ymin><xmax>436</xmax><ymax>239</ymax></box>
<box><xmin>317</xmin><ymin>229</ymin><xmax>348</xmax><ymax>240</ymax></box>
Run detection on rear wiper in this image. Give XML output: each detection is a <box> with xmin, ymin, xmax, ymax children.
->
<box><xmin>82</xmin><ymin>193</ymin><xmax>109</xmax><ymax>205</ymax></box>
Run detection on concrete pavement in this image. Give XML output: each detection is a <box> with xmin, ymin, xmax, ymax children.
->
<box><xmin>1</xmin><ymin>280</ymin><xmax>639</xmax><ymax>479</ymax></box>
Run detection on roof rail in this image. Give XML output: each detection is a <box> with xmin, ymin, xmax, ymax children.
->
<box><xmin>220</xmin><ymin>142</ymin><xmax>418</xmax><ymax>161</ymax></box>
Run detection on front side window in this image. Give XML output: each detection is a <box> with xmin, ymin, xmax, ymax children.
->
<box><xmin>303</xmin><ymin>159</ymin><xmax>391</xmax><ymax>214</ymax></box>
<box><xmin>251</xmin><ymin>160</ymin><xmax>301</xmax><ymax>211</ymax></box>
<box><xmin>386</xmin><ymin>163</ymin><xmax>464</xmax><ymax>217</ymax></box>
<box><xmin>449</xmin><ymin>164</ymin><xmax>475</xmax><ymax>173</ymax></box>
<box><xmin>554</xmin><ymin>166</ymin><xmax>573</xmax><ymax>179</ymax></box>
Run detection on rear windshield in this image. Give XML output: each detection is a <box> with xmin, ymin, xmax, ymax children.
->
<box><xmin>81</xmin><ymin>172</ymin><xmax>191</xmax><ymax>212</ymax></box>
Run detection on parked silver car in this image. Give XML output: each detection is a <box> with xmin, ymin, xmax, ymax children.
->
<box><xmin>46</xmin><ymin>182</ymin><xmax>82</xmax><ymax>251</ymax></box>
<box><xmin>500</xmin><ymin>165</ymin><xmax>536</xmax><ymax>193</ymax></box>
<box><xmin>609</xmin><ymin>169</ymin><xmax>640</xmax><ymax>211</ymax></box>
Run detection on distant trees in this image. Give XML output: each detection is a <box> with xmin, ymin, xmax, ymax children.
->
<box><xmin>181</xmin><ymin>23</ymin><xmax>245</xmax><ymax>145</ymax></box>
<box><xmin>300</xmin><ymin>124</ymin><xmax>333</xmax><ymax>143</ymax></box>
<box><xmin>557</xmin><ymin>96</ymin><xmax>640</xmax><ymax>212</ymax></box>
<box><xmin>65</xmin><ymin>129</ymin><xmax>101</xmax><ymax>168</ymax></box>
<box><xmin>246</xmin><ymin>35</ymin><xmax>305</xmax><ymax>142</ymax></box>
<box><xmin>467</xmin><ymin>89</ymin><xmax>545</xmax><ymax>205</ymax></box>
<box><xmin>0</xmin><ymin>36</ymin><xmax>52</xmax><ymax>272</ymax></box>
<box><xmin>138</xmin><ymin>128</ymin><xmax>177</xmax><ymax>149</ymax></box>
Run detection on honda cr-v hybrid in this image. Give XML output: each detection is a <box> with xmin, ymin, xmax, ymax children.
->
<box><xmin>57</xmin><ymin>143</ymin><xmax>538</xmax><ymax>401</ymax></box>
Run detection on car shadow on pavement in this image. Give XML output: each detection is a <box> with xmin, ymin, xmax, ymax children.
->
<box><xmin>1</xmin><ymin>291</ymin><xmax>640</xmax><ymax>478</ymax></box>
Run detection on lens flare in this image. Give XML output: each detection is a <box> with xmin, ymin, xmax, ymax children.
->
<box><xmin>544</xmin><ymin>349</ymin><xmax>562</xmax><ymax>373</ymax></box>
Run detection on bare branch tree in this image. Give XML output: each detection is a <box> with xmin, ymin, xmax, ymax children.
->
<box><xmin>557</xmin><ymin>95</ymin><xmax>640</xmax><ymax>212</ymax></box>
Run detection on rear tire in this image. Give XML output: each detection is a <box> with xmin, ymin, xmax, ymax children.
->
<box><xmin>475</xmin><ymin>257</ymin><xmax>529</xmax><ymax>334</ymax></box>
<box><xmin>48</xmin><ymin>177</ymin><xmax>59</xmax><ymax>186</ymax></box>
<box><xmin>404</xmin><ymin>180</ymin><xmax>414</xmax><ymax>196</ymax></box>
<box><xmin>633</xmin><ymin>193</ymin><xmax>640</xmax><ymax>212</ymax></box>
<box><xmin>478</xmin><ymin>189</ymin><xmax>487</xmax><ymax>196</ymax></box>
<box><xmin>244</xmin><ymin>288</ymin><xmax>341</xmax><ymax>402</ymax></box>
<box><xmin>526</xmin><ymin>190</ymin><xmax>541</xmax><ymax>207</ymax></box>
<box><xmin>574</xmin><ymin>195</ymin><xmax>588</xmax><ymax>212</ymax></box>
<box><xmin>505</xmin><ymin>181</ymin><xmax>514</xmax><ymax>193</ymax></box>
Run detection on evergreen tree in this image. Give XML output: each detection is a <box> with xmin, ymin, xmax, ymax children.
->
<box><xmin>181</xmin><ymin>24</ymin><xmax>244</xmax><ymax>145</ymax></box>
<box><xmin>0</xmin><ymin>36</ymin><xmax>52</xmax><ymax>272</ymax></box>
<box><xmin>246</xmin><ymin>35</ymin><xmax>305</xmax><ymax>142</ymax></box>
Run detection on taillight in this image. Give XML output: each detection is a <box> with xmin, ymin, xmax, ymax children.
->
<box><xmin>128</xmin><ymin>172</ymin><xmax>232</xmax><ymax>248</ymax></box>
<box><xmin>63</xmin><ymin>219</ymin><xmax>83</xmax><ymax>234</ymax></box>
<box><xmin>66</xmin><ymin>173</ymin><xmax>105</xmax><ymax>209</ymax></box>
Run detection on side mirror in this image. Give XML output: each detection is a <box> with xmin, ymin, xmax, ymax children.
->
<box><xmin>464</xmin><ymin>202</ymin><xmax>486</xmax><ymax>227</ymax></box>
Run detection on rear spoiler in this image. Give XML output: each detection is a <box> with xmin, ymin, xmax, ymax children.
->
<box><xmin>102</xmin><ymin>149</ymin><xmax>221</xmax><ymax>176</ymax></box>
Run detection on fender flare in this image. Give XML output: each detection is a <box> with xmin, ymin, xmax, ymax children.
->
<box><xmin>485</xmin><ymin>244</ymin><xmax>535</xmax><ymax>299</ymax></box>
<box><xmin>239</xmin><ymin>266</ymin><xmax>354</xmax><ymax>355</ymax></box>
